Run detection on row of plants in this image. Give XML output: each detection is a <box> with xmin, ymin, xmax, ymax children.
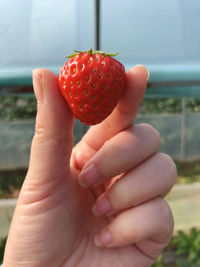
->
<box><xmin>153</xmin><ymin>227</ymin><xmax>200</xmax><ymax>267</ymax></box>
<box><xmin>1</xmin><ymin>95</ymin><xmax>200</xmax><ymax>121</ymax></box>
<box><xmin>0</xmin><ymin>237</ymin><xmax>7</xmax><ymax>264</ymax></box>
<box><xmin>0</xmin><ymin>169</ymin><xmax>26</xmax><ymax>198</ymax></box>
<box><xmin>1</xmin><ymin>228</ymin><xmax>200</xmax><ymax>266</ymax></box>
<box><xmin>1</xmin><ymin>160</ymin><xmax>200</xmax><ymax>199</ymax></box>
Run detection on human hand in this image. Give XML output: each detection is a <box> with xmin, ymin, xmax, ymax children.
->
<box><xmin>3</xmin><ymin>66</ymin><xmax>176</xmax><ymax>267</ymax></box>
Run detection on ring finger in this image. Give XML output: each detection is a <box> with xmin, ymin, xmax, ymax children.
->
<box><xmin>94</xmin><ymin>197</ymin><xmax>174</xmax><ymax>260</ymax></box>
<box><xmin>92</xmin><ymin>152</ymin><xmax>177</xmax><ymax>217</ymax></box>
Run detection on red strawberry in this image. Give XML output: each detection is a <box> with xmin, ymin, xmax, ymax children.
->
<box><xmin>58</xmin><ymin>49</ymin><xmax>126</xmax><ymax>125</ymax></box>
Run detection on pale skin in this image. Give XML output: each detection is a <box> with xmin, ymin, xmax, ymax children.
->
<box><xmin>3</xmin><ymin>65</ymin><xmax>177</xmax><ymax>267</ymax></box>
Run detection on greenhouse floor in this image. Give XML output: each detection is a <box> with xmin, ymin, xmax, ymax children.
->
<box><xmin>1</xmin><ymin>183</ymin><xmax>200</xmax><ymax>239</ymax></box>
<box><xmin>166</xmin><ymin>183</ymin><xmax>200</xmax><ymax>232</ymax></box>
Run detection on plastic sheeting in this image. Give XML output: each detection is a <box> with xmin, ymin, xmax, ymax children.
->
<box><xmin>0</xmin><ymin>0</ymin><xmax>95</xmax><ymax>73</ymax></box>
<box><xmin>1</xmin><ymin>0</ymin><xmax>200</xmax><ymax>73</ymax></box>
<box><xmin>101</xmin><ymin>0</ymin><xmax>200</xmax><ymax>66</ymax></box>
<box><xmin>1</xmin><ymin>114</ymin><xmax>200</xmax><ymax>170</ymax></box>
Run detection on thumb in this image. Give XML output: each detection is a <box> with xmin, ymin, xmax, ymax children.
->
<box><xmin>3</xmin><ymin>70</ymin><xmax>78</xmax><ymax>267</ymax></box>
<box><xmin>25</xmin><ymin>69</ymin><xmax>74</xmax><ymax>191</ymax></box>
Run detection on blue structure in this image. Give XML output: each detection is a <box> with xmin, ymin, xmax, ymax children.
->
<box><xmin>0</xmin><ymin>0</ymin><xmax>200</xmax><ymax>97</ymax></box>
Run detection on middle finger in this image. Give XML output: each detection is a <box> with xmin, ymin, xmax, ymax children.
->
<box><xmin>78</xmin><ymin>123</ymin><xmax>160</xmax><ymax>188</ymax></box>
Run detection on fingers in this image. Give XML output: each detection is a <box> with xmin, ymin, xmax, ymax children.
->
<box><xmin>92</xmin><ymin>153</ymin><xmax>177</xmax><ymax>217</ymax></box>
<box><xmin>94</xmin><ymin>198</ymin><xmax>174</xmax><ymax>255</ymax></box>
<box><xmin>27</xmin><ymin>69</ymin><xmax>74</xmax><ymax>180</ymax></box>
<box><xmin>78</xmin><ymin>123</ymin><xmax>160</xmax><ymax>188</ymax></box>
<box><xmin>73</xmin><ymin>65</ymin><xmax>149</xmax><ymax>170</ymax></box>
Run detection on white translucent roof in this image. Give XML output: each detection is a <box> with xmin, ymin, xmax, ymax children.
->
<box><xmin>0</xmin><ymin>0</ymin><xmax>200</xmax><ymax>83</ymax></box>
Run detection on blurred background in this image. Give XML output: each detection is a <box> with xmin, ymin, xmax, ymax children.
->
<box><xmin>1</xmin><ymin>0</ymin><xmax>200</xmax><ymax>266</ymax></box>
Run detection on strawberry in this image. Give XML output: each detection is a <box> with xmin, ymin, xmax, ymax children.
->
<box><xmin>58</xmin><ymin>49</ymin><xmax>126</xmax><ymax>125</ymax></box>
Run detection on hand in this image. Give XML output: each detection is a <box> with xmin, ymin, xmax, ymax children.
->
<box><xmin>3</xmin><ymin>66</ymin><xmax>176</xmax><ymax>267</ymax></box>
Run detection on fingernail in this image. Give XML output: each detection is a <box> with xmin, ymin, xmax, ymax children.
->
<box><xmin>92</xmin><ymin>196</ymin><xmax>112</xmax><ymax>216</ymax></box>
<box><xmin>32</xmin><ymin>70</ymin><xmax>44</xmax><ymax>104</ymax></box>
<box><xmin>94</xmin><ymin>230</ymin><xmax>112</xmax><ymax>247</ymax></box>
<box><xmin>92</xmin><ymin>205</ymin><xmax>100</xmax><ymax>216</ymax></box>
<box><xmin>78</xmin><ymin>164</ymin><xmax>100</xmax><ymax>188</ymax></box>
<box><xmin>135</xmin><ymin>64</ymin><xmax>150</xmax><ymax>80</ymax></box>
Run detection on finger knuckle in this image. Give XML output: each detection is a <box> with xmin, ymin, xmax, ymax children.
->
<box><xmin>137</xmin><ymin>123</ymin><xmax>160</xmax><ymax>139</ymax></box>
<box><xmin>34</xmin><ymin>122</ymin><xmax>47</xmax><ymax>142</ymax></box>
<box><xmin>34</xmin><ymin>122</ymin><xmax>66</xmax><ymax>147</ymax></box>
<box><xmin>108</xmin><ymin>180</ymin><xmax>126</xmax><ymax>209</ymax></box>
<box><xmin>158</xmin><ymin>198</ymin><xmax>174</xmax><ymax>240</ymax></box>
<box><xmin>136</xmin><ymin>123</ymin><xmax>161</xmax><ymax>150</ymax></box>
<box><xmin>158</xmin><ymin>153</ymin><xmax>177</xmax><ymax>184</ymax></box>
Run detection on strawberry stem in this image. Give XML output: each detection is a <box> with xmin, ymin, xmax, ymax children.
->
<box><xmin>67</xmin><ymin>49</ymin><xmax>118</xmax><ymax>58</ymax></box>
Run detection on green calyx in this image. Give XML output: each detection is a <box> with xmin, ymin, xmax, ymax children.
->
<box><xmin>67</xmin><ymin>48</ymin><xmax>119</xmax><ymax>58</ymax></box>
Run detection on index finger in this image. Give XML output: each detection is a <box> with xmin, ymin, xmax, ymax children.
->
<box><xmin>72</xmin><ymin>65</ymin><xmax>149</xmax><ymax>170</ymax></box>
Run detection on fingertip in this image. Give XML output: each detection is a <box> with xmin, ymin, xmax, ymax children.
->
<box><xmin>133</xmin><ymin>65</ymin><xmax>150</xmax><ymax>80</ymax></box>
<box><xmin>94</xmin><ymin>230</ymin><xmax>113</xmax><ymax>247</ymax></box>
<box><xmin>32</xmin><ymin>68</ymin><xmax>57</xmax><ymax>79</ymax></box>
<box><xmin>32</xmin><ymin>67</ymin><xmax>71</xmax><ymax>117</ymax></box>
<box><xmin>32</xmin><ymin>70</ymin><xmax>44</xmax><ymax>104</ymax></box>
<box><xmin>127</xmin><ymin>64</ymin><xmax>150</xmax><ymax>81</ymax></box>
<box><xmin>32</xmin><ymin>68</ymin><xmax>59</xmax><ymax>105</ymax></box>
<box><xmin>91</xmin><ymin>204</ymin><xmax>101</xmax><ymax>216</ymax></box>
<box><xmin>94</xmin><ymin>235</ymin><xmax>102</xmax><ymax>247</ymax></box>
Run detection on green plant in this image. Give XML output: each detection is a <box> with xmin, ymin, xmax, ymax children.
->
<box><xmin>176</xmin><ymin>258</ymin><xmax>198</xmax><ymax>267</ymax></box>
<box><xmin>152</xmin><ymin>254</ymin><xmax>164</xmax><ymax>267</ymax></box>
<box><xmin>172</xmin><ymin>227</ymin><xmax>200</xmax><ymax>266</ymax></box>
<box><xmin>0</xmin><ymin>95</ymin><xmax>36</xmax><ymax>121</ymax></box>
<box><xmin>0</xmin><ymin>236</ymin><xmax>7</xmax><ymax>264</ymax></box>
<box><xmin>175</xmin><ymin>161</ymin><xmax>200</xmax><ymax>183</ymax></box>
<box><xmin>140</xmin><ymin>98</ymin><xmax>182</xmax><ymax>114</ymax></box>
<box><xmin>140</xmin><ymin>97</ymin><xmax>200</xmax><ymax>115</ymax></box>
<box><xmin>1</xmin><ymin>95</ymin><xmax>200</xmax><ymax>122</ymax></box>
<box><xmin>0</xmin><ymin>169</ymin><xmax>26</xmax><ymax>198</ymax></box>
